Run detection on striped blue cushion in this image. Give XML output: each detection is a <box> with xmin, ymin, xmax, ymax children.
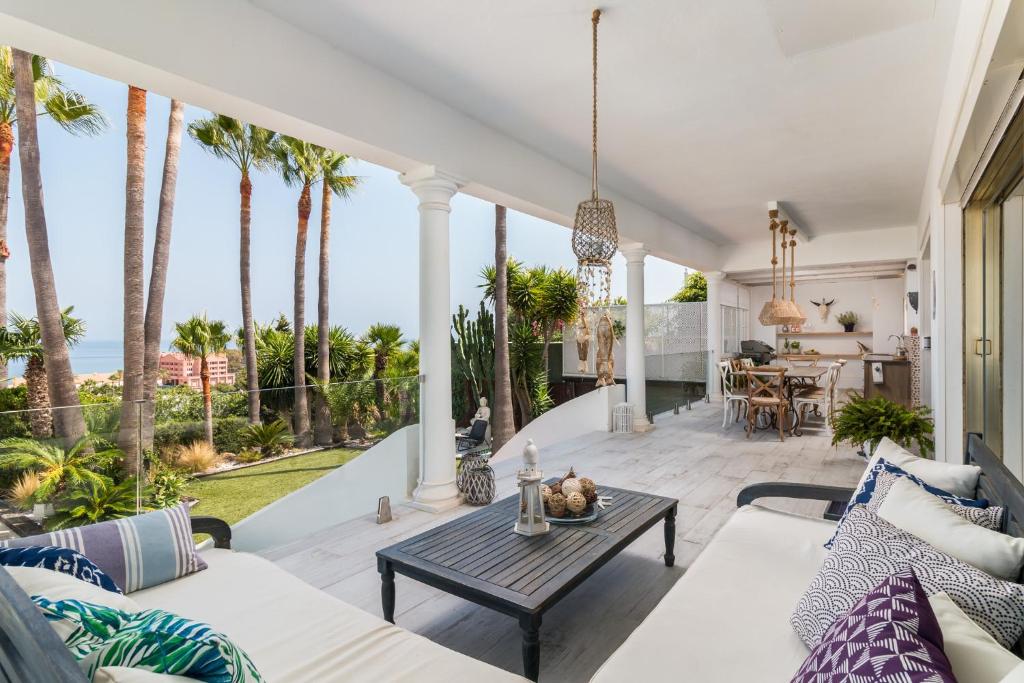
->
<box><xmin>0</xmin><ymin>545</ymin><xmax>122</xmax><ymax>593</ymax></box>
<box><xmin>1</xmin><ymin>503</ymin><xmax>205</xmax><ymax>592</ymax></box>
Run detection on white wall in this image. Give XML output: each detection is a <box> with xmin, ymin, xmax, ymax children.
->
<box><xmin>491</xmin><ymin>384</ymin><xmax>624</xmax><ymax>464</ymax></box>
<box><xmin>720</xmin><ymin>226</ymin><xmax>918</xmax><ymax>273</ymax></box>
<box><xmin>231</xmin><ymin>426</ymin><xmax>419</xmax><ymax>552</ymax></box>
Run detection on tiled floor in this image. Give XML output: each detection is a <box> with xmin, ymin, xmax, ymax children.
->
<box><xmin>261</xmin><ymin>399</ymin><xmax>865</xmax><ymax>681</ymax></box>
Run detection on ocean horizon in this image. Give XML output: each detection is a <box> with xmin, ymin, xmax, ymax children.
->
<box><xmin>7</xmin><ymin>339</ymin><xmax>131</xmax><ymax>379</ymax></box>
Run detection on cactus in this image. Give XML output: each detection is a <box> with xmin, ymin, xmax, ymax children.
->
<box><xmin>451</xmin><ymin>302</ymin><xmax>496</xmax><ymax>412</ymax></box>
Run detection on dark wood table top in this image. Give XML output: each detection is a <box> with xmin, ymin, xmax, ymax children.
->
<box><xmin>377</xmin><ymin>484</ymin><xmax>678</xmax><ymax>615</ymax></box>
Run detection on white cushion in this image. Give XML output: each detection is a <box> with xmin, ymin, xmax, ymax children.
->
<box><xmin>857</xmin><ymin>438</ymin><xmax>980</xmax><ymax>498</ymax></box>
<box><xmin>5</xmin><ymin>566</ymin><xmax>141</xmax><ymax>612</ymax></box>
<box><xmin>131</xmin><ymin>549</ymin><xmax>525</xmax><ymax>683</ymax></box>
<box><xmin>1001</xmin><ymin>664</ymin><xmax>1024</xmax><ymax>682</ymax></box>
<box><xmin>930</xmin><ymin>592</ymin><xmax>1022</xmax><ymax>683</ymax></box>
<box><xmin>878</xmin><ymin>477</ymin><xmax>1024</xmax><ymax>580</ymax></box>
<box><xmin>94</xmin><ymin>667</ymin><xmax>196</xmax><ymax>682</ymax></box>
<box><xmin>592</xmin><ymin>506</ymin><xmax>834</xmax><ymax>682</ymax></box>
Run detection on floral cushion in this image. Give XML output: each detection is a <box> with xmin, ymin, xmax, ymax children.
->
<box><xmin>1</xmin><ymin>503</ymin><xmax>205</xmax><ymax>592</ymax></box>
<box><xmin>33</xmin><ymin>596</ymin><xmax>262</xmax><ymax>682</ymax></box>
<box><xmin>0</xmin><ymin>545</ymin><xmax>122</xmax><ymax>593</ymax></box>
<box><xmin>825</xmin><ymin>459</ymin><xmax>993</xmax><ymax>548</ymax></box>
<box><xmin>793</xmin><ymin>506</ymin><xmax>1024</xmax><ymax>650</ymax></box>
<box><xmin>792</xmin><ymin>569</ymin><xmax>956</xmax><ymax>683</ymax></box>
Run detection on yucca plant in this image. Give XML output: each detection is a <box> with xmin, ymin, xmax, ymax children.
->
<box><xmin>242</xmin><ymin>419</ymin><xmax>294</xmax><ymax>458</ymax></box>
<box><xmin>830</xmin><ymin>392</ymin><xmax>934</xmax><ymax>457</ymax></box>
<box><xmin>0</xmin><ymin>436</ymin><xmax>116</xmax><ymax>502</ymax></box>
<box><xmin>49</xmin><ymin>478</ymin><xmax>146</xmax><ymax>529</ymax></box>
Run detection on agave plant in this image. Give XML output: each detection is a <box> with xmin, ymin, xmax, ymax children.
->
<box><xmin>242</xmin><ymin>419</ymin><xmax>294</xmax><ymax>458</ymax></box>
<box><xmin>0</xmin><ymin>436</ymin><xmax>117</xmax><ymax>502</ymax></box>
<box><xmin>49</xmin><ymin>478</ymin><xmax>146</xmax><ymax>529</ymax></box>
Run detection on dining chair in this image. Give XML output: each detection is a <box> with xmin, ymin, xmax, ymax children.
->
<box><xmin>745</xmin><ymin>367</ymin><xmax>788</xmax><ymax>441</ymax></box>
<box><xmin>793</xmin><ymin>362</ymin><xmax>843</xmax><ymax>435</ymax></box>
<box><xmin>718</xmin><ymin>360</ymin><xmax>749</xmax><ymax>428</ymax></box>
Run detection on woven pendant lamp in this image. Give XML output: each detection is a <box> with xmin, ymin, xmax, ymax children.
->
<box><xmin>573</xmin><ymin>9</ymin><xmax>618</xmax><ymax>307</ymax></box>
<box><xmin>774</xmin><ymin>220</ymin><xmax>805</xmax><ymax>325</ymax></box>
<box><xmin>757</xmin><ymin>211</ymin><xmax>793</xmax><ymax>325</ymax></box>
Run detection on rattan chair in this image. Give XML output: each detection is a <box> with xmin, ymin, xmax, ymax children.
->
<box><xmin>746</xmin><ymin>366</ymin><xmax>788</xmax><ymax>441</ymax></box>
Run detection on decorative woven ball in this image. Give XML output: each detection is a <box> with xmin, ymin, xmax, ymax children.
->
<box><xmin>579</xmin><ymin>477</ymin><xmax>597</xmax><ymax>501</ymax></box>
<box><xmin>547</xmin><ymin>493</ymin><xmax>567</xmax><ymax>518</ymax></box>
<box><xmin>565</xmin><ymin>491</ymin><xmax>587</xmax><ymax>515</ymax></box>
<box><xmin>541</xmin><ymin>484</ymin><xmax>552</xmax><ymax>504</ymax></box>
<box><xmin>561</xmin><ymin>478</ymin><xmax>583</xmax><ymax>497</ymax></box>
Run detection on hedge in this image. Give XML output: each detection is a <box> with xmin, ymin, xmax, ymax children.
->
<box><xmin>153</xmin><ymin>416</ymin><xmax>249</xmax><ymax>455</ymax></box>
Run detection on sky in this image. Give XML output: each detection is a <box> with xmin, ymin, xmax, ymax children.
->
<box><xmin>5</xmin><ymin>61</ymin><xmax>691</xmax><ymax>347</ymax></box>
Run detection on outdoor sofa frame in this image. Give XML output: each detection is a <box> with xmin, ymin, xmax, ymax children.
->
<box><xmin>0</xmin><ymin>435</ymin><xmax>1021</xmax><ymax>681</ymax></box>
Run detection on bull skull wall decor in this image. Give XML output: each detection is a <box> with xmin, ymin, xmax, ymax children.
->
<box><xmin>809</xmin><ymin>298</ymin><xmax>835</xmax><ymax>322</ymax></box>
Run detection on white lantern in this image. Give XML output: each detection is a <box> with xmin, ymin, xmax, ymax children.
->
<box><xmin>515</xmin><ymin>439</ymin><xmax>550</xmax><ymax>536</ymax></box>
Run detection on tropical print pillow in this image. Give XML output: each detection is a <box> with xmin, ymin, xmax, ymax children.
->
<box><xmin>33</xmin><ymin>596</ymin><xmax>262</xmax><ymax>682</ymax></box>
<box><xmin>0</xmin><ymin>545</ymin><xmax>122</xmax><ymax>593</ymax></box>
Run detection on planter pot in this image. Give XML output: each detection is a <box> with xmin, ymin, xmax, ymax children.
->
<box><xmin>842</xmin><ymin>323</ymin><xmax>856</xmax><ymax>332</ymax></box>
<box><xmin>32</xmin><ymin>502</ymin><xmax>54</xmax><ymax>521</ymax></box>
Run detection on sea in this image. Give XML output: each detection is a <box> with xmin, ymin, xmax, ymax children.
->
<box><xmin>6</xmin><ymin>339</ymin><xmax>125</xmax><ymax>379</ymax></box>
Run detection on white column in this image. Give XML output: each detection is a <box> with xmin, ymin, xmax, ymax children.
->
<box><xmin>401</xmin><ymin>165</ymin><xmax>465</xmax><ymax>512</ymax></box>
<box><xmin>621</xmin><ymin>243</ymin><xmax>652</xmax><ymax>431</ymax></box>
<box><xmin>705</xmin><ymin>271</ymin><xmax>725</xmax><ymax>398</ymax></box>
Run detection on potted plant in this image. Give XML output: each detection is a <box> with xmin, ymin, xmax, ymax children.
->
<box><xmin>831</xmin><ymin>392</ymin><xmax>934</xmax><ymax>458</ymax></box>
<box><xmin>836</xmin><ymin>311</ymin><xmax>859</xmax><ymax>332</ymax></box>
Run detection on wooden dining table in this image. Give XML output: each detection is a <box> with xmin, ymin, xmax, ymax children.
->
<box><xmin>745</xmin><ymin>365</ymin><xmax>828</xmax><ymax>434</ymax></box>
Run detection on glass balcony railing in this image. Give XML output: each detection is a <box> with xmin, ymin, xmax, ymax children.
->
<box><xmin>0</xmin><ymin>376</ymin><xmax>420</xmax><ymax>533</ymax></box>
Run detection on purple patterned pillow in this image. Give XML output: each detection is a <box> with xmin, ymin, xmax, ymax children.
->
<box><xmin>792</xmin><ymin>569</ymin><xmax>956</xmax><ymax>683</ymax></box>
<box><xmin>0</xmin><ymin>503</ymin><xmax>205</xmax><ymax>593</ymax></box>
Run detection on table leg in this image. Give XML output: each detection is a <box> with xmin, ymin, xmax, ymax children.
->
<box><xmin>664</xmin><ymin>506</ymin><xmax>676</xmax><ymax>567</ymax></box>
<box><xmin>519</xmin><ymin>613</ymin><xmax>541</xmax><ymax>681</ymax></box>
<box><xmin>379</xmin><ymin>560</ymin><xmax>396</xmax><ymax>623</ymax></box>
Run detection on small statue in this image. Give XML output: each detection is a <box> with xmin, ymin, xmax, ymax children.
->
<box><xmin>472</xmin><ymin>397</ymin><xmax>490</xmax><ymax>423</ymax></box>
<box><xmin>575</xmin><ymin>311</ymin><xmax>591</xmax><ymax>373</ymax></box>
<box><xmin>595</xmin><ymin>311</ymin><xmax>615</xmax><ymax>387</ymax></box>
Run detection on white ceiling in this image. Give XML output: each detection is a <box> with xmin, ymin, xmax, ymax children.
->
<box><xmin>249</xmin><ymin>0</ymin><xmax>959</xmax><ymax>246</ymax></box>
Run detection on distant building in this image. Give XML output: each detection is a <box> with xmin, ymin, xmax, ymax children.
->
<box><xmin>158</xmin><ymin>352</ymin><xmax>235</xmax><ymax>389</ymax></box>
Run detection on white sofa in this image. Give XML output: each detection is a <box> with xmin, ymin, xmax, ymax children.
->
<box><xmin>132</xmin><ymin>548</ymin><xmax>526</xmax><ymax>683</ymax></box>
<box><xmin>592</xmin><ymin>505</ymin><xmax>833</xmax><ymax>681</ymax></box>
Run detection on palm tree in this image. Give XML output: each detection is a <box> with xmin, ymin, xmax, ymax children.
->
<box><xmin>0</xmin><ymin>308</ymin><xmax>85</xmax><ymax>438</ymax></box>
<box><xmin>140</xmin><ymin>99</ymin><xmax>185</xmax><ymax>452</ymax></box>
<box><xmin>364</xmin><ymin>323</ymin><xmax>405</xmax><ymax>411</ymax></box>
<box><xmin>11</xmin><ymin>48</ymin><xmax>87</xmax><ymax>443</ymax></box>
<box><xmin>0</xmin><ymin>436</ymin><xmax>114</xmax><ymax>502</ymax></box>
<box><xmin>117</xmin><ymin>85</ymin><xmax>147</xmax><ymax>465</ymax></box>
<box><xmin>536</xmin><ymin>267</ymin><xmax>579</xmax><ymax>370</ymax></box>
<box><xmin>171</xmin><ymin>314</ymin><xmax>230</xmax><ymax>446</ymax></box>
<box><xmin>0</xmin><ymin>48</ymin><xmax>106</xmax><ymax>381</ymax></box>
<box><xmin>188</xmin><ymin>116</ymin><xmax>277</xmax><ymax>426</ymax></box>
<box><xmin>274</xmin><ymin>136</ymin><xmax>330</xmax><ymax>446</ymax></box>
<box><xmin>491</xmin><ymin>205</ymin><xmax>515</xmax><ymax>451</ymax></box>
<box><xmin>314</xmin><ymin>151</ymin><xmax>359</xmax><ymax>445</ymax></box>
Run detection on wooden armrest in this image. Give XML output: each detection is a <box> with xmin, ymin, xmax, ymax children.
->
<box><xmin>190</xmin><ymin>516</ymin><xmax>232</xmax><ymax>549</ymax></box>
<box><xmin>736</xmin><ymin>482</ymin><xmax>854</xmax><ymax>517</ymax></box>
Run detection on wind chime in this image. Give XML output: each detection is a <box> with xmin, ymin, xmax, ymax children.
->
<box><xmin>573</xmin><ymin>9</ymin><xmax>618</xmax><ymax>386</ymax></box>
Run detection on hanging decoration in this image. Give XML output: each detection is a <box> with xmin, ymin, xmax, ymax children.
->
<box><xmin>775</xmin><ymin>221</ymin><xmax>805</xmax><ymax>326</ymax></box>
<box><xmin>785</xmin><ymin>226</ymin><xmax>807</xmax><ymax>325</ymax></box>
<box><xmin>573</xmin><ymin>9</ymin><xmax>618</xmax><ymax>309</ymax></box>
<box><xmin>757</xmin><ymin>210</ymin><xmax>791</xmax><ymax>325</ymax></box>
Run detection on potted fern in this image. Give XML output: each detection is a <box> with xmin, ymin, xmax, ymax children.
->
<box><xmin>831</xmin><ymin>392</ymin><xmax>934</xmax><ymax>458</ymax></box>
<box><xmin>836</xmin><ymin>311</ymin><xmax>859</xmax><ymax>333</ymax></box>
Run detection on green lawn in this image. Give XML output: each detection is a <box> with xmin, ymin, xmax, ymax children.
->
<box><xmin>184</xmin><ymin>448</ymin><xmax>361</xmax><ymax>526</ymax></box>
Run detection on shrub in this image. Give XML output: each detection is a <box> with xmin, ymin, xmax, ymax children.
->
<box><xmin>153</xmin><ymin>421</ymin><xmax>206</xmax><ymax>456</ymax></box>
<box><xmin>171</xmin><ymin>441</ymin><xmax>222</xmax><ymax>474</ymax></box>
<box><xmin>242</xmin><ymin>419</ymin><xmax>294</xmax><ymax>458</ymax></box>
<box><xmin>49</xmin><ymin>478</ymin><xmax>145</xmax><ymax>529</ymax></box>
<box><xmin>213</xmin><ymin>416</ymin><xmax>249</xmax><ymax>454</ymax></box>
<box><xmin>235</xmin><ymin>449</ymin><xmax>264</xmax><ymax>464</ymax></box>
<box><xmin>831</xmin><ymin>392</ymin><xmax>934</xmax><ymax>457</ymax></box>
<box><xmin>148</xmin><ymin>462</ymin><xmax>190</xmax><ymax>509</ymax></box>
<box><xmin>7</xmin><ymin>472</ymin><xmax>40</xmax><ymax>510</ymax></box>
<box><xmin>0</xmin><ymin>386</ymin><xmax>30</xmax><ymax>441</ymax></box>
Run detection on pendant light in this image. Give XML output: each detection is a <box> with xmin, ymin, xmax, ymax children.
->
<box><xmin>573</xmin><ymin>9</ymin><xmax>618</xmax><ymax>308</ymax></box>
<box><xmin>775</xmin><ymin>220</ymin><xmax>804</xmax><ymax>325</ymax></box>
<box><xmin>757</xmin><ymin>210</ymin><xmax>792</xmax><ymax>325</ymax></box>
<box><xmin>785</xmin><ymin>227</ymin><xmax>807</xmax><ymax>324</ymax></box>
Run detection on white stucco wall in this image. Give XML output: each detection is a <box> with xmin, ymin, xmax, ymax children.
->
<box><xmin>231</xmin><ymin>425</ymin><xmax>419</xmax><ymax>552</ymax></box>
<box><xmin>491</xmin><ymin>384</ymin><xmax>625</xmax><ymax>464</ymax></box>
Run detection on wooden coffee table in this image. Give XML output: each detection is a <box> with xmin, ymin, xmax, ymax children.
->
<box><xmin>376</xmin><ymin>484</ymin><xmax>678</xmax><ymax>681</ymax></box>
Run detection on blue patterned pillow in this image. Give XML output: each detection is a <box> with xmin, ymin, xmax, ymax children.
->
<box><xmin>825</xmin><ymin>458</ymin><xmax>989</xmax><ymax>548</ymax></box>
<box><xmin>1</xmin><ymin>502</ymin><xmax>206</xmax><ymax>592</ymax></box>
<box><xmin>33</xmin><ymin>596</ymin><xmax>262</xmax><ymax>682</ymax></box>
<box><xmin>0</xmin><ymin>546</ymin><xmax>122</xmax><ymax>594</ymax></box>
